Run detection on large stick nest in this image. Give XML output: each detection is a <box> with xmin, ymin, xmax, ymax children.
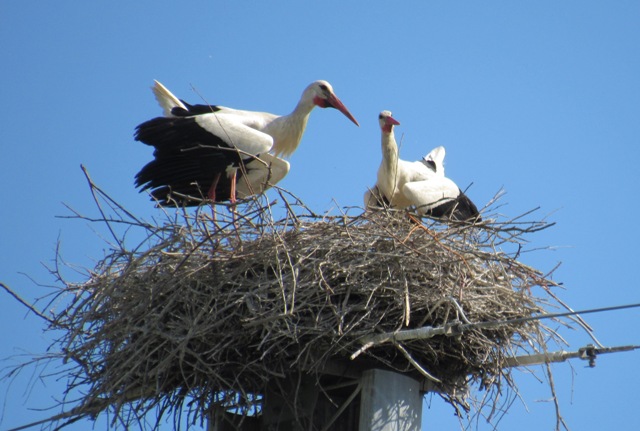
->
<box><xmin>18</xmin><ymin>182</ymin><xmax>576</xmax><ymax>429</ymax></box>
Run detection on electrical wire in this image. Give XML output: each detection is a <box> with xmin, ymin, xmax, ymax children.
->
<box><xmin>464</xmin><ymin>302</ymin><xmax>640</xmax><ymax>331</ymax></box>
<box><xmin>356</xmin><ymin>302</ymin><xmax>640</xmax><ymax>351</ymax></box>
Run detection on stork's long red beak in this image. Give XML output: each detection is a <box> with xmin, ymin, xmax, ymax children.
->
<box><xmin>326</xmin><ymin>94</ymin><xmax>360</xmax><ymax>126</ymax></box>
<box><xmin>386</xmin><ymin>116</ymin><xmax>400</xmax><ymax>126</ymax></box>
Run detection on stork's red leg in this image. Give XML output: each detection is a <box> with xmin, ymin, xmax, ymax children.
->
<box><xmin>207</xmin><ymin>172</ymin><xmax>222</xmax><ymax>201</ymax></box>
<box><xmin>229</xmin><ymin>172</ymin><xmax>237</xmax><ymax>204</ymax></box>
<box><xmin>206</xmin><ymin>173</ymin><xmax>222</xmax><ymax>222</ymax></box>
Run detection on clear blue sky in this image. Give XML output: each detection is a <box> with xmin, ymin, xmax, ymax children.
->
<box><xmin>1</xmin><ymin>1</ymin><xmax>639</xmax><ymax>430</ymax></box>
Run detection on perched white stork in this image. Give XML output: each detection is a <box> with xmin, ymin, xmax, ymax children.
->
<box><xmin>135</xmin><ymin>80</ymin><xmax>359</xmax><ymax>206</ymax></box>
<box><xmin>364</xmin><ymin>111</ymin><xmax>480</xmax><ymax>221</ymax></box>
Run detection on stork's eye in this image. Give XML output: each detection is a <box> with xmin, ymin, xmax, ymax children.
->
<box><xmin>319</xmin><ymin>84</ymin><xmax>328</xmax><ymax>91</ymax></box>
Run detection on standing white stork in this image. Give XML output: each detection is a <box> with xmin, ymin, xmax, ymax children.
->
<box><xmin>364</xmin><ymin>111</ymin><xmax>480</xmax><ymax>221</ymax></box>
<box><xmin>134</xmin><ymin>80</ymin><xmax>359</xmax><ymax>206</ymax></box>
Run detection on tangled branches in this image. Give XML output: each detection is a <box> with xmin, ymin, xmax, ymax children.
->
<box><xmin>4</xmin><ymin>175</ymin><xmax>581</xmax><ymax>430</ymax></box>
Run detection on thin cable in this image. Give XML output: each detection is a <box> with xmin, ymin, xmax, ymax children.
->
<box><xmin>356</xmin><ymin>302</ymin><xmax>640</xmax><ymax>349</ymax></box>
<box><xmin>463</xmin><ymin>302</ymin><xmax>640</xmax><ymax>332</ymax></box>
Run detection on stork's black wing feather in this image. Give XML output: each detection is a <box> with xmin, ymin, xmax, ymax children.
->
<box><xmin>134</xmin><ymin>116</ymin><xmax>253</xmax><ymax>206</ymax></box>
<box><xmin>170</xmin><ymin>101</ymin><xmax>222</xmax><ymax>117</ymax></box>
<box><xmin>426</xmin><ymin>190</ymin><xmax>481</xmax><ymax>221</ymax></box>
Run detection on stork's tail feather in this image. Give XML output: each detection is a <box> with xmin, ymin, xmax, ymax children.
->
<box><xmin>152</xmin><ymin>80</ymin><xmax>187</xmax><ymax>116</ymax></box>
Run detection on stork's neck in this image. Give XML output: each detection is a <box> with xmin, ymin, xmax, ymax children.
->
<box><xmin>381</xmin><ymin>130</ymin><xmax>399</xmax><ymax>174</ymax></box>
<box><xmin>267</xmin><ymin>98</ymin><xmax>315</xmax><ymax>158</ymax></box>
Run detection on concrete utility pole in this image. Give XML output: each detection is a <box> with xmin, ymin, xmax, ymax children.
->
<box><xmin>359</xmin><ymin>369</ymin><xmax>422</xmax><ymax>431</ymax></box>
<box><xmin>209</xmin><ymin>367</ymin><xmax>423</xmax><ymax>431</ymax></box>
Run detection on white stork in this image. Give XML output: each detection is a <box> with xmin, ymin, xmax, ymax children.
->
<box><xmin>135</xmin><ymin>80</ymin><xmax>359</xmax><ymax>206</ymax></box>
<box><xmin>364</xmin><ymin>111</ymin><xmax>480</xmax><ymax>221</ymax></box>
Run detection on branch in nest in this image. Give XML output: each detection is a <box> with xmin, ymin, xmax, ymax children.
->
<box><xmin>2</xmin><ymin>170</ymin><xmax>583</xmax><ymax>431</ymax></box>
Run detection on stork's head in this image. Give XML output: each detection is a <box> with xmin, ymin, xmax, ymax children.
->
<box><xmin>305</xmin><ymin>80</ymin><xmax>359</xmax><ymax>126</ymax></box>
<box><xmin>379</xmin><ymin>110</ymin><xmax>400</xmax><ymax>134</ymax></box>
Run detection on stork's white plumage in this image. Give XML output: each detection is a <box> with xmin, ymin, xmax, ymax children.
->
<box><xmin>135</xmin><ymin>80</ymin><xmax>359</xmax><ymax>206</ymax></box>
<box><xmin>364</xmin><ymin>111</ymin><xmax>480</xmax><ymax>221</ymax></box>
<box><xmin>149</xmin><ymin>81</ymin><xmax>291</xmax><ymax>203</ymax></box>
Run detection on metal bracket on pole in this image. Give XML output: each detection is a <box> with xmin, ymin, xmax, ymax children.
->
<box><xmin>501</xmin><ymin>344</ymin><xmax>639</xmax><ymax>369</ymax></box>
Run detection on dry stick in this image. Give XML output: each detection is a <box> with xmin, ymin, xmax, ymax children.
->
<box><xmin>173</xmin><ymin>203</ymin><xmax>268</xmax><ymax>272</ymax></box>
<box><xmin>80</xmin><ymin>165</ymin><xmax>124</xmax><ymax>249</ymax></box>
<box><xmin>516</xmin><ymin>257</ymin><xmax>602</xmax><ymax>347</ymax></box>
<box><xmin>319</xmin><ymin>382</ymin><xmax>362</xmax><ymax>431</ymax></box>
<box><xmin>403</xmin><ymin>278</ymin><xmax>411</xmax><ymax>326</ymax></box>
<box><xmin>404</xmin><ymin>213</ymin><xmax>474</xmax><ymax>299</ymax></box>
<box><xmin>0</xmin><ymin>282</ymin><xmax>54</xmax><ymax>324</ymax></box>
<box><xmin>79</xmin><ymin>165</ymin><xmax>147</xmax><ymax>227</ymax></box>
<box><xmin>539</xmin><ymin>282</ymin><xmax>603</xmax><ymax>347</ymax></box>
<box><xmin>544</xmin><ymin>351</ymin><xmax>570</xmax><ymax>431</ymax></box>
<box><xmin>394</xmin><ymin>341</ymin><xmax>442</xmax><ymax>383</ymax></box>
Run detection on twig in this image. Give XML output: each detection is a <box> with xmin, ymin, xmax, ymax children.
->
<box><xmin>0</xmin><ymin>282</ymin><xmax>54</xmax><ymax>324</ymax></box>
